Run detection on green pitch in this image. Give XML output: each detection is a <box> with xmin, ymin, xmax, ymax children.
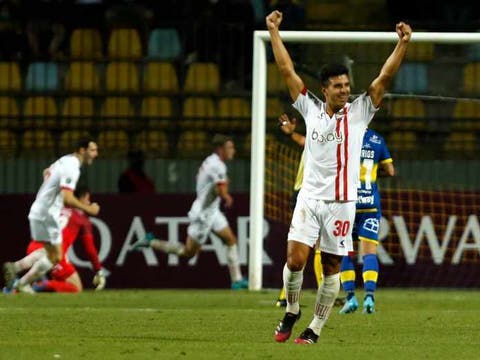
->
<box><xmin>0</xmin><ymin>289</ymin><xmax>478</xmax><ymax>359</ymax></box>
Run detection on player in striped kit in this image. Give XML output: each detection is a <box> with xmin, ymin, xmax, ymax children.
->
<box><xmin>339</xmin><ymin>129</ymin><xmax>394</xmax><ymax>314</ymax></box>
<box><xmin>266</xmin><ymin>10</ymin><xmax>411</xmax><ymax>344</ymax></box>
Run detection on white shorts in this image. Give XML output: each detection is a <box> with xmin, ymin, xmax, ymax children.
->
<box><xmin>287</xmin><ymin>192</ymin><xmax>355</xmax><ymax>256</ymax></box>
<box><xmin>187</xmin><ymin>209</ymin><xmax>229</xmax><ymax>245</ymax></box>
<box><xmin>28</xmin><ymin>216</ymin><xmax>63</xmax><ymax>245</ymax></box>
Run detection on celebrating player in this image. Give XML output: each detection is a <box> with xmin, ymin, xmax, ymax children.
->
<box><xmin>266</xmin><ymin>9</ymin><xmax>411</xmax><ymax>344</ymax></box>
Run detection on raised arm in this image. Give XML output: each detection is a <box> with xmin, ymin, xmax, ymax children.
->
<box><xmin>266</xmin><ymin>11</ymin><xmax>304</xmax><ymax>101</ymax></box>
<box><xmin>368</xmin><ymin>22</ymin><xmax>412</xmax><ymax>107</ymax></box>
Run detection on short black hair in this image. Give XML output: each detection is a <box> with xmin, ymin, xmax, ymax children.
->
<box><xmin>212</xmin><ymin>134</ymin><xmax>233</xmax><ymax>149</ymax></box>
<box><xmin>74</xmin><ymin>185</ymin><xmax>90</xmax><ymax>199</ymax></box>
<box><xmin>319</xmin><ymin>63</ymin><xmax>349</xmax><ymax>87</ymax></box>
<box><xmin>74</xmin><ymin>137</ymin><xmax>95</xmax><ymax>152</ymax></box>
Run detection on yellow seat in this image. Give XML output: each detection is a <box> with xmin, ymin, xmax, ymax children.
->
<box><xmin>405</xmin><ymin>42</ymin><xmax>435</xmax><ymax>62</ymax></box>
<box><xmin>462</xmin><ymin>63</ymin><xmax>480</xmax><ymax>95</ymax></box>
<box><xmin>140</xmin><ymin>96</ymin><xmax>172</xmax><ymax>129</ymax></box>
<box><xmin>108</xmin><ymin>28</ymin><xmax>142</xmax><ymax>60</ymax></box>
<box><xmin>176</xmin><ymin>130</ymin><xmax>209</xmax><ymax>157</ymax></box>
<box><xmin>0</xmin><ymin>62</ymin><xmax>21</xmax><ymax>92</ymax></box>
<box><xmin>61</xmin><ymin>97</ymin><xmax>94</xmax><ymax>129</ymax></box>
<box><xmin>0</xmin><ymin>97</ymin><xmax>19</xmax><ymax>128</ymax></box>
<box><xmin>0</xmin><ymin>130</ymin><xmax>17</xmax><ymax>157</ymax></box>
<box><xmin>217</xmin><ymin>97</ymin><xmax>251</xmax><ymax>131</ymax></box>
<box><xmin>105</xmin><ymin>62</ymin><xmax>139</xmax><ymax>92</ymax></box>
<box><xmin>266</xmin><ymin>98</ymin><xmax>285</xmax><ymax>118</ymax></box>
<box><xmin>59</xmin><ymin>130</ymin><xmax>91</xmax><ymax>154</ymax></box>
<box><xmin>64</xmin><ymin>62</ymin><xmax>100</xmax><ymax>93</ymax></box>
<box><xmin>23</xmin><ymin>97</ymin><xmax>57</xmax><ymax>128</ymax></box>
<box><xmin>21</xmin><ymin>129</ymin><xmax>55</xmax><ymax>156</ymax></box>
<box><xmin>444</xmin><ymin>132</ymin><xmax>476</xmax><ymax>155</ymax></box>
<box><xmin>97</xmin><ymin>130</ymin><xmax>129</xmax><ymax>157</ymax></box>
<box><xmin>143</xmin><ymin>62</ymin><xmax>179</xmax><ymax>93</ymax></box>
<box><xmin>70</xmin><ymin>28</ymin><xmax>103</xmax><ymax>60</ymax></box>
<box><xmin>267</xmin><ymin>63</ymin><xmax>285</xmax><ymax>93</ymax></box>
<box><xmin>184</xmin><ymin>62</ymin><xmax>219</xmax><ymax>93</ymax></box>
<box><xmin>182</xmin><ymin>97</ymin><xmax>216</xmax><ymax>129</ymax></box>
<box><xmin>390</xmin><ymin>99</ymin><xmax>426</xmax><ymax>130</ymax></box>
<box><xmin>135</xmin><ymin>130</ymin><xmax>169</xmax><ymax>157</ymax></box>
<box><xmin>100</xmin><ymin>97</ymin><xmax>134</xmax><ymax>128</ymax></box>
<box><xmin>387</xmin><ymin>131</ymin><xmax>418</xmax><ymax>154</ymax></box>
<box><xmin>452</xmin><ymin>100</ymin><xmax>480</xmax><ymax>130</ymax></box>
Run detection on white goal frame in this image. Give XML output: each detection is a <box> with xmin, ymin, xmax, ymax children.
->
<box><xmin>249</xmin><ymin>30</ymin><xmax>480</xmax><ymax>290</ymax></box>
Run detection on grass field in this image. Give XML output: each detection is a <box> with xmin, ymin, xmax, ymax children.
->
<box><xmin>0</xmin><ymin>288</ymin><xmax>479</xmax><ymax>359</ymax></box>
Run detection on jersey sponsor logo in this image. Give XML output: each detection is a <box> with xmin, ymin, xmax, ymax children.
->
<box><xmin>357</xmin><ymin>195</ymin><xmax>374</xmax><ymax>205</ymax></box>
<box><xmin>311</xmin><ymin>129</ymin><xmax>343</xmax><ymax>144</ymax></box>
<box><xmin>369</xmin><ymin>134</ymin><xmax>381</xmax><ymax>144</ymax></box>
<box><xmin>361</xmin><ymin>149</ymin><xmax>375</xmax><ymax>159</ymax></box>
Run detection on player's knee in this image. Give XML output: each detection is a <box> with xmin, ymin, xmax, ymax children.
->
<box><xmin>47</xmin><ymin>253</ymin><xmax>62</xmax><ymax>265</ymax></box>
<box><xmin>182</xmin><ymin>247</ymin><xmax>199</xmax><ymax>259</ymax></box>
<box><xmin>286</xmin><ymin>254</ymin><xmax>306</xmax><ymax>272</ymax></box>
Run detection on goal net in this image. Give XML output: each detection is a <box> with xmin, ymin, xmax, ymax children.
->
<box><xmin>250</xmin><ymin>31</ymin><xmax>480</xmax><ymax>290</ymax></box>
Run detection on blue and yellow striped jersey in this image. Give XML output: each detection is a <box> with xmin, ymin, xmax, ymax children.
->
<box><xmin>356</xmin><ymin>129</ymin><xmax>392</xmax><ymax>213</ymax></box>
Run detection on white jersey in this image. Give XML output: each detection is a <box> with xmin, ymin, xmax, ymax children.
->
<box><xmin>293</xmin><ymin>89</ymin><xmax>378</xmax><ymax>201</ymax></box>
<box><xmin>189</xmin><ymin>153</ymin><xmax>227</xmax><ymax>215</ymax></box>
<box><xmin>28</xmin><ymin>154</ymin><xmax>81</xmax><ymax>222</ymax></box>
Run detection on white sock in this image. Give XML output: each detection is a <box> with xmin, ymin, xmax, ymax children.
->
<box><xmin>308</xmin><ymin>273</ymin><xmax>340</xmax><ymax>335</ymax></box>
<box><xmin>283</xmin><ymin>263</ymin><xmax>303</xmax><ymax>314</ymax></box>
<box><xmin>17</xmin><ymin>255</ymin><xmax>54</xmax><ymax>286</ymax></box>
<box><xmin>226</xmin><ymin>244</ymin><xmax>243</xmax><ymax>282</ymax></box>
<box><xmin>13</xmin><ymin>248</ymin><xmax>46</xmax><ymax>273</ymax></box>
<box><xmin>151</xmin><ymin>240</ymin><xmax>185</xmax><ymax>256</ymax></box>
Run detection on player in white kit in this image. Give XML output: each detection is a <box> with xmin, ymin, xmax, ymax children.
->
<box><xmin>266</xmin><ymin>10</ymin><xmax>412</xmax><ymax>344</ymax></box>
<box><xmin>3</xmin><ymin>138</ymin><xmax>100</xmax><ymax>293</ymax></box>
<box><xmin>131</xmin><ymin>134</ymin><xmax>248</xmax><ymax>289</ymax></box>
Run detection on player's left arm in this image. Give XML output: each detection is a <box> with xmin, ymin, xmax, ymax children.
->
<box><xmin>368</xmin><ymin>22</ymin><xmax>412</xmax><ymax>107</ymax></box>
<box><xmin>378</xmin><ymin>160</ymin><xmax>395</xmax><ymax>177</ymax></box>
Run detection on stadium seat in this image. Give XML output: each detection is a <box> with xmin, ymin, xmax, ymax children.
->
<box><xmin>176</xmin><ymin>130</ymin><xmax>209</xmax><ymax>157</ymax></box>
<box><xmin>390</xmin><ymin>98</ymin><xmax>426</xmax><ymax>130</ymax></box>
<box><xmin>21</xmin><ymin>129</ymin><xmax>55</xmax><ymax>157</ymax></box>
<box><xmin>25</xmin><ymin>62</ymin><xmax>59</xmax><ymax>92</ymax></box>
<box><xmin>444</xmin><ymin>132</ymin><xmax>476</xmax><ymax>158</ymax></box>
<box><xmin>394</xmin><ymin>63</ymin><xmax>428</xmax><ymax>94</ymax></box>
<box><xmin>0</xmin><ymin>97</ymin><xmax>19</xmax><ymax>128</ymax></box>
<box><xmin>140</xmin><ymin>96</ymin><xmax>173</xmax><ymax>129</ymax></box>
<box><xmin>267</xmin><ymin>63</ymin><xmax>285</xmax><ymax>93</ymax></box>
<box><xmin>100</xmin><ymin>97</ymin><xmax>134</xmax><ymax>129</ymax></box>
<box><xmin>0</xmin><ymin>62</ymin><xmax>21</xmax><ymax>92</ymax></box>
<box><xmin>405</xmin><ymin>42</ymin><xmax>435</xmax><ymax>62</ymax></box>
<box><xmin>462</xmin><ymin>63</ymin><xmax>480</xmax><ymax>95</ymax></box>
<box><xmin>182</xmin><ymin>97</ymin><xmax>216</xmax><ymax>129</ymax></box>
<box><xmin>64</xmin><ymin>62</ymin><xmax>100</xmax><ymax>93</ymax></box>
<box><xmin>105</xmin><ymin>62</ymin><xmax>139</xmax><ymax>92</ymax></box>
<box><xmin>108</xmin><ymin>28</ymin><xmax>142</xmax><ymax>60</ymax></box>
<box><xmin>61</xmin><ymin>97</ymin><xmax>94</xmax><ymax>129</ymax></box>
<box><xmin>23</xmin><ymin>97</ymin><xmax>57</xmax><ymax>128</ymax></box>
<box><xmin>143</xmin><ymin>62</ymin><xmax>179</xmax><ymax>93</ymax></box>
<box><xmin>97</xmin><ymin>130</ymin><xmax>129</xmax><ymax>157</ymax></box>
<box><xmin>452</xmin><ymin>100</ymin><xmax>480</xmax><ymax>130</ymax></box>
<box><xmin>134</xmin><ymin>130</ymin><xmax>169</xmax><ymax>157</ymax></box>
<box><xmin>387</xmin><ymin>131</ymin><xmax>418</xmax><ymax>156</ymax></box>
<box><xmin>0</xmin><ymin>130</ymin><xmax>17</xmax><ymax>158</ymax></box>
<box><xmin>217</xmin><ymin>97</ymin><xmax>251</xmax><ymax>131</ymax></box>
<box><xmin>59</xmin><ymin>130</ymin><xmax>91</xmax><ymax>154</ymax></box>
<box><xmin>148</xmin><ymin>28</ymin><xmax>182</xmax><ymax>60</ymax></box>
<box><xmin>70</xmin><ymin>28</ymin><xmax>103</xmax><ymax>60</ymax></box>
<box><xmin>183</xmin><ymin>62</ymin><xmax>220</xmax><ymax>93</ymax></box>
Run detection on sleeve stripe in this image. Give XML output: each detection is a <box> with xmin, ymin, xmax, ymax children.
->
<box><xmin>380</xmin><ymin>158</ymin><xmax>393</xmax><ymax>164</ymax></box>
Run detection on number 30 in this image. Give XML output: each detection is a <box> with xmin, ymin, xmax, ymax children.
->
<box><xmin>333</xmin><ymin>220</ymin><xmax>350</xmax><ymax>236</ymax></box>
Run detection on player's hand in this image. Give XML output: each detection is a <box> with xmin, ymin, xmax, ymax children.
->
<box><xmin>87</xmin><ymin>202</ymin><xmax>100</xmax><ymax>216</ymax></box>
<box><xmin>396</xmin><ymin>22</ymin><xmax>412</xmax><ymax>43</ymax></box>
<box><xmin>266</xmin><ymin>10</ymin><xmax>282</xmax><ymax>31</ymax></box>
<box><xmin>223</xmin><ymin>194</ymin><xmax>234</xmax><ymax>208</ymax></box>
<box><xmin>278</xmin><ymin>113</ymin><xmax>297</xmax><ymax>135</ymax></box>
<box><xmin>93</xmin><ymin>269</ymin><xmax>107</xmax><ymax>291</ymax></box>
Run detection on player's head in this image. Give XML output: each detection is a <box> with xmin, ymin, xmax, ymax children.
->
<box><xmin>74</xmin><ymin>137</ymin><xmax>98</xmax><ymax>166</ymax></box>
<box><xmin>319</xmin><ymin>63</ymin><xmax>350</xmax><ymax>111</ymax></box>
<box><xmin>212</xmin><ymin>134</ymin><xmax>235</xmax><ymax>161</ymax></box>
<box><xmin>74</xmin><ymin>185</ymin><xmax>91</xmax><ymax>205</ymax></box>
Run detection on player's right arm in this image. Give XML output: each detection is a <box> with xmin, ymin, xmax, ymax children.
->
<box><xmin>62</xmin><ymin>189</ymin><xmax>100</xmax><ymax>216</ymax></box>
<box><xmin>266</xmin><ymin>11</ymin><xmax>304</xmax><ymax>101</ymax></box>
<box><xmin>216</xmin><ymin>182</ymin><xmax>233</xmax><ymax>208</ymax></box>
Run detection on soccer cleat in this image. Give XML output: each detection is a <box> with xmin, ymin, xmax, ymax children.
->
<box><xmin>294</xmin><ymin>328</ymin><xmax>319</xmax><ymax>344</ymax></box>
<box><xmin>130</xmin><ymin>232</ymin><xmax>155</xmax><ymax>251</ymax></box>
<box><xmin>275</xmin><ymin>298</ymin><xmax>287</xmax><ymax>307</ymax></box>
<box><xmin>13</xmin><ymin>280</ymin><xmax>35</xmax><ymax>294</ymax></box>
<box><xmin>339</xmin><ymin>295</ymin><xmax>359</xmax><ymax>314</ymax></box>
<box><xmin>363</xmin><ymin>295</ymin><xmax>376</xmax><ymax>314</ymax></box>
<box><xmin>231</xmin><ymin>278</ymin><xmax>248</xmax><ymax>290</ymax></box>
<box><xmin>3</xmin><ymin>262</ymin><xmax>16</xmax><ymax>290</ymax></box>
<box><xmin>274</xmin><ymin>310</ymin><xmax>301</xmax><ymax>342</ymax></box>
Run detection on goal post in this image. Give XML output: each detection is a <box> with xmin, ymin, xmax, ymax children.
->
<box><xmin>249</xmin><ymin>30</ymin><xmax>480</xmax><ymax>290</ymax></box>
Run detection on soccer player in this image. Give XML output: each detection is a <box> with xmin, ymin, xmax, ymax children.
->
<box><xmin>267</xmin><ymin>10</ymin><xmax>411</xmax><ymax>344</ymax></box>
<box><xmin>3</xmin><ymin>138</ymin><xmax>100</xmax><ymax>293</ymax></box>
<box><xmin>131</xmin><ymin>134</ymin><xmax>248</xmax><ymax>290</ymax></box>
<box><xmin>3</xmin><ymin>186</ymin><xmax>106</xmax><ymax>293</ymax></box>
<box><xmin>339</xmin><ymin>129</ymin><xmax>394</xmax><ymax>314</ymax></box>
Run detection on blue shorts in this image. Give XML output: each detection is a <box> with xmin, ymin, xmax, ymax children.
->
<box><xmin>353</xmin><ymin>211</ymin><xmax>381</xmax><ymax>244</ymax></box>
